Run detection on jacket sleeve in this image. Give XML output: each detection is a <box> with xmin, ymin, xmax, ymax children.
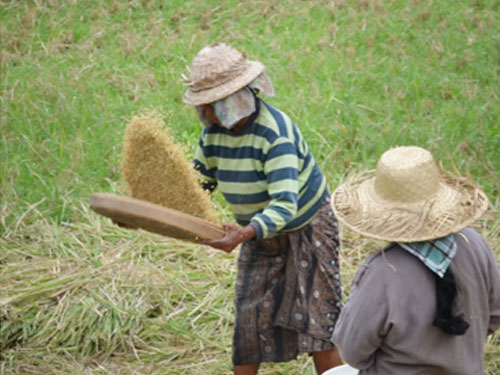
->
<box><xmin>331</xmin><ymin>254</ymin><xmax>392</xmax><ymax>370</ymax></box>
<box><xmin>485</xmin><ymin>240</ymin><xmax>500</xmax><ymax>335</ymax></box>
<box><xmin>250</xmin><ymin>138</ymin><xmax>299</xmax><ymax>239</ymax></box>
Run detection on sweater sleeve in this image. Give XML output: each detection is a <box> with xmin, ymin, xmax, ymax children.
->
<box><xmin>250</xmin><ymin>138</ymin><xmax>299</xmax><ymax>239</ymax></box>
<box><xmin>193</xmin><ymin>134</ymin><xmax>218</xmax><ymax>193</ymax></box>
<box><xmin>331</xmin><ymin>253</ymin><xmax>392</xmax><ymax>370</ymax></box>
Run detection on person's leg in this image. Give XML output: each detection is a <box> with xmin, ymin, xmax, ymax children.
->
<box><xmin>232</xmin><ymin>240</ymin><xmax>289</xmax><ymax>374</ymax></box>
<box><xmin>312</xmin><ymin>348</ymin><xmax>342</xmax><ymax>374</ymax></box>
<box><xmin>233</xmin><ymin>362</ymin><xmax>260</xmax><ymax>375</ymax></box>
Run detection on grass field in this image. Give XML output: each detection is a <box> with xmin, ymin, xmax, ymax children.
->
<box><xmin>1</xmin><ymin>0</ymin><xmax>499</xmax><ymax>374</ymax></box>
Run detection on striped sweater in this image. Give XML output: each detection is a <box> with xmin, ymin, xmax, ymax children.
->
<box><xmin>193</xmin><ymin>98</ymin><xmax>327</xmax><ymax>239</ymax></box>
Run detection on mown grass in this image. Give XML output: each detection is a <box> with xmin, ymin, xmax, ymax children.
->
<box><xmin>1</xmin><ymin>0</ymin><xmax>499</xmax><ymax>374</ymax></box>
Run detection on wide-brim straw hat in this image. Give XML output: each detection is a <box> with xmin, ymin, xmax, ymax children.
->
<box><xmin>331</xmin><ymin>146</ymin><xmax>489</xmax><ymax>242</ymax></box>
<box><xmin>183</xmin><ymin>43</ymin><xmax>265</xmax><ymax>106</ymax></box>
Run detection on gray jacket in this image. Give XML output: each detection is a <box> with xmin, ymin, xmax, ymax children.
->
<box><xmin>331</xmin><ymin>227</ymin><xmax>500</xmax><ymax>375</ymax></box>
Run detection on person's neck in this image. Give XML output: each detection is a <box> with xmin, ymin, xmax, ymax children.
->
<box><xmin>231</xmin><ymin>116</ymin><xmax>249</xmax><ymax>132</ymax></box>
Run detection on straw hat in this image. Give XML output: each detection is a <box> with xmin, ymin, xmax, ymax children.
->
<box><xmin>183</xmin><ymin>43</ymin><xmax>265</xmax><ymax>106</ymax></box>
<box><xmin>331</xmin><ymin>146</ymin><xmax>488</xmax><ymax>242</ymax></box>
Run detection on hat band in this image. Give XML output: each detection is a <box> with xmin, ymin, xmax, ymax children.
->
<box><xmin>186</xmin><ymin>61</ymin><xmax>249</xmax><ymax>92</ymax></box>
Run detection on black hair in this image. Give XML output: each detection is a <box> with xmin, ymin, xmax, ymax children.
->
<box><xmin>432</xmin><ymin>268</ymin><xmax>470</xmax><ymax>335</ymax></box>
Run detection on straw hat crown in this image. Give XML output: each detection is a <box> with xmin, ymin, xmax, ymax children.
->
<box><xmin>183</xmin><ymin>43</ymin><xmax>265</xmax><ymax>106</ymax></box>
<box><xmin>332</xmin><ymin>146</ymin><xmax>488</xmax><ymax>242</ymax></box>
<box><xmin>374</xmin><ymin>146</ymin><xmax>440</xmax><ymax>203</ymax></box>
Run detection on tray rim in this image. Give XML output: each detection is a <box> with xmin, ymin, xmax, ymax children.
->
<box><xmin>90</xmin><ymin>192</ymin><xmax>225</xmax><ymax>241</ymax></box>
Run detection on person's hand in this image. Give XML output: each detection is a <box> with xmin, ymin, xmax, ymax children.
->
<box><xmin>204</xmin><ymin>223</ymin><xmax>256</xmax><ymax>253</ymax></box>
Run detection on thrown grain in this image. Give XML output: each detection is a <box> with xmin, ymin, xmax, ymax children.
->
<box><xmin>121</xmin><ymin>111</ymin><xmax>219</xmax><ymax>224</ymax></box>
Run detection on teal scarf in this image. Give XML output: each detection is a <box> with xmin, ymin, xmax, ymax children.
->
<box><xmin>398</xmin><ymin>234</ymin><xmax>457</xmax><ymax>278</ymax></box>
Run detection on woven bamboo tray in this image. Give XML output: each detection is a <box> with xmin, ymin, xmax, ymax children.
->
<box><xmin>90</xmin><ymin>193</ymin><xmax>225</xmax><ymax>243</ymax></box>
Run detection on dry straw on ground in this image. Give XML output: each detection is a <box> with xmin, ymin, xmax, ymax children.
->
<box><xmin>121</xmin><ymin>111</ymin><xmax>219</xmax><ymax>224</ymax></box>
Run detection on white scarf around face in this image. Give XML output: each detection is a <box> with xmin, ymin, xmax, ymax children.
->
<box><xmin>196</xmin><ymin>72</ymin><xmax>274</xmax><ymax>129</ymax></box>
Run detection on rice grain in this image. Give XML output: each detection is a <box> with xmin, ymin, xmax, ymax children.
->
<box><xmin>121</xmin><ymin>112</ymin><xmax>219</xmax><ymax>224</ymax></box>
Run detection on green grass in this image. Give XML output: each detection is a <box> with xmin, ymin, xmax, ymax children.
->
<box><xmin>1</xmin><ymin>0</ymin><xmax>499</xmax><ymax>374</ymax></box>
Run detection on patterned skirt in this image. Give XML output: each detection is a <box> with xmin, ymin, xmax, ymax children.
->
<box><xmin>232</xmin><ymin>197</ymin><xmax>342</xmax><ymax>365</ymax></box>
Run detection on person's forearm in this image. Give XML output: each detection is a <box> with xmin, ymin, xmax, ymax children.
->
<box><xmin>238</xmin><ymin>224</ymin><xmax>256</xmax><ymax>242</ymax></box>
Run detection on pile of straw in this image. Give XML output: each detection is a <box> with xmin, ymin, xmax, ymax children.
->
<box><xmin>0</xmin><ymin>205</ymin><xmax>235</xmax><ymax>373</ymax></box>
<box><xmin>121</xmin><ymin>111</ymin><xmax>219</xmax><ymax>224</ymax></box>
<box><xmin>2</xmin><ymin>195</ymin><xmax>499</xmax><ymax>374</ymax></box>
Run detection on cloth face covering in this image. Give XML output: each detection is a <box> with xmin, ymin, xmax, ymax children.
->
<box><xmin>398</xmin><ymin>234</ymin><xmax>457</xmax><ymax>278</ymax></box>
<box><xmin>196</xmin><ymin>72</ymin><xmax>275</xmax><ymax>129</ymax></box>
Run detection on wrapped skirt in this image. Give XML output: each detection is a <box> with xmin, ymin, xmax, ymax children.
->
<box><xmin>232</xmin><ymin>197</ymin><xmax>342</xmax><ymax>365</ymax></box>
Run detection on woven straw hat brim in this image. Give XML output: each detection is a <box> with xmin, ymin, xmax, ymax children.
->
<box><xmin>331</xmin><ymin>171</ymin><xmax>489</xmax><ymax>242</ymax></box>
<box><xmin>183</xmin><ymin>60</ymin><xmax>265</xmax><ymax>106</ymax></box>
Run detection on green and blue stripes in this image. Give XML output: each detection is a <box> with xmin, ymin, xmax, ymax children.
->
<box><xmin>194</xmin><ymin>98</ymin><xmax>327</xmax><ymax>238</ymax></box>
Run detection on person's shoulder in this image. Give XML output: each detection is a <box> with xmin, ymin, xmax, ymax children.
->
<box><xmin>361</xmin><ymin>244</ymin><xmax>411</xmax><ymax>269</ymax></box>
<box><xmin>455</xmin><ymin>226</ymin><xmax>495</xmax><ymax>266</ymax></box>
<box><xmin>257</xmin><ymin>99</ymin><xmax>292</xmax><ymax>125</ymax></box>
<box><xmin>457</xmin><ymin>227</ymin><xmax>488</xmax><ymax>247</ymax></box>
<box><xmin>353</xmin><ymin>244</ymin><xmax>428</xmax><ymax>286</ymax></box>
<box><xmin>351</xmin><ymin>247</ymin><xmax>394</xmax><ymax>285</ymax></box>
<box><xmin>258</xmin><ymin>98</ymin><xmax>280</xmax><ymax>114</ymax></box>
<box><xmin>250</xmin><ymin>101</ymin><xmax>283</xmax><ymax>141</ymax></box>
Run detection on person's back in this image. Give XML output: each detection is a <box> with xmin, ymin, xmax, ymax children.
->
<box><xmin>333</xmin><ymin>227</ymin><xmax>500</xmax><ymax>375</ymax></box>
